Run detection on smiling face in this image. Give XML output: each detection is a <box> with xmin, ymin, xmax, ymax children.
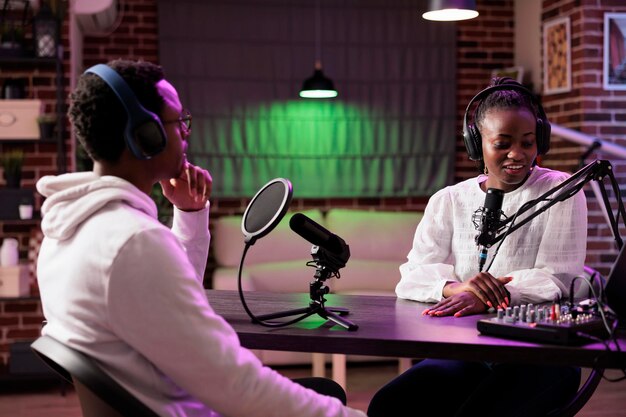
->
<box><xmin>480</xmin><ymin>108</ymin><xmax>538</xmax><ymax>193</ymax></box>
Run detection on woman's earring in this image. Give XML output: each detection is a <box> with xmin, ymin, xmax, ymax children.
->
<box><xmin>484</xmin><ymin>166</ymin><xmax>488</xmax><ymax>175</ymax></box>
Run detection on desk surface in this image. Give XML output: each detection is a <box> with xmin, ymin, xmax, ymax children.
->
<box><xmin>206</xmin><ymin>290</ymin><xmax>626</xmax><ymax>369</ymax></box>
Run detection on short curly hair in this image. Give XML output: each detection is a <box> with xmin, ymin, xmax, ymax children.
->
<box><xmin>69</xmin><ymin>59</ymin><xmax>165</xmax><ymax>162</ymax></box>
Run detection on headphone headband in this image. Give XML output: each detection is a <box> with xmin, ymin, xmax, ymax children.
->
<box><xmin>462</xmin><ymin>81</ymin><xmax>551</xmax><ymax>161</ymax></box>
<box><xmin>84</xmin><ymin>64</ymin><xmax>167</xmax><ymax>160</ymax></box>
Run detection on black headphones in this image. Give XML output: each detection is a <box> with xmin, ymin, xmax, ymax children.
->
<box><xmin>462</xmin><ymin>78</ymin><xmax>551</xmax><ymax>161</ymax></box>
<box><xmin>84</xmin><ymin>64</ymin><xmax>167</xmax><ymax>160</ymax></box>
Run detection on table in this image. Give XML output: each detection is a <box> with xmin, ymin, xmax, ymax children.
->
<box><xmin>206</xmin><ymin>290</ymin><xmax>626</xmax><ymax>369</ymax></box>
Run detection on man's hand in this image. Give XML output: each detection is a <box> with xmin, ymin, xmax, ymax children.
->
<box><xmin>443</xmin><ymin>272</ymin><xmax>512</xmax><ymax>310</ymax></box>
<box><xmin>422</xmin><ymin>292</ymin><xmax>487</xmax><ymax>317</ymax></box>
<box><xmin>160</xmin><ymin>162</ymin><xmax>212</xmax><ymax>211</ymax></box>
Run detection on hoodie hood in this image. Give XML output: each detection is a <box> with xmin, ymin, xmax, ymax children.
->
<box><xmin>37</xmin><ymin>172</ymin><xmax>157</xmax><ymax>241</ymax></box>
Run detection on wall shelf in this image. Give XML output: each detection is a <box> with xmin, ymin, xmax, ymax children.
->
<box><xmin>0</xmin><ymin>50</ymin><xmax>66</xmax><ymax>174</ymax></box>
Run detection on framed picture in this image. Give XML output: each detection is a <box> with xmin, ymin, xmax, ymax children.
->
<box><xmin>604</xmin><ymin>13</ymin><xmax>626</xmax><ymax>91</ymax></box>
<box><xmin>491</xmin><ymin>66</ymin><xmax>524</xmax><ymax>84</ymax></box>
<box><xmin>543</xmin><ymin>16</ymin><xmax>571</xmax><ymax>95</ymax></box>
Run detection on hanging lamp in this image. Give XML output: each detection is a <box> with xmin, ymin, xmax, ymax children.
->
<box><xmin>422</xmin><ymin>0</ymin><xmax>479</xmax><ymax>22</ymax></box>
<box><xmin>299</xmin><ymin>0</ymin><xmax>337</xmax><ymax>99</ymax></box>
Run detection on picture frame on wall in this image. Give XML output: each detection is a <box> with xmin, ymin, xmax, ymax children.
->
<box><xmin>543</xmin><ymin>16</ymin><xmax>571</xmax><ymax>95</ymax></box>
<box><xmin>604</xmin><ymin>13</ymin><xmax>626</xmax><ymax>91</ymax></box>
<box><xmin>491</xmin><ymin>66</ymin><xmax>524</xmax><ymax>84</ymax></box>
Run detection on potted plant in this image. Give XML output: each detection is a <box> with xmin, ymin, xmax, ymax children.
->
<box><xmin>0</xmin><ymin>22</ymin><xmax>25</xmax><ymax>57</ymax></box>
<box><xmin>0</xmin><ymin>149</ymin><xmax>24</xmax><ymax>188</ymax></box>
<box><xmin>37</xmin><ymin>113</ymin><xmax>57</xmax><ymax>140</ymax></box>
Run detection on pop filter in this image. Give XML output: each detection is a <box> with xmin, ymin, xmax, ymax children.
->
<box><xmin>241</xmin><ymin>178</ymin><xmax>293</xmax><ymax>245</ymax></box>
<box><xmin>236</xmin><ymin>178</ymin><xmax>358</xmax><ymax>330</ymax></box>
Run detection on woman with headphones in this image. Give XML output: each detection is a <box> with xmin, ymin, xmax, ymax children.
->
<box><xmin>367</xmin><ymin>78</ymin><xmax>588</xmax><ymax>417</ymax></box>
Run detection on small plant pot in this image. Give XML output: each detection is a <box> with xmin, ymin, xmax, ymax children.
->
<box><xmin>38</xmin><ymin>121</ymin><xmax>55</xmax><ymax>141</ymax></box>
<box><xmin>3</xmin><ymin>171</ymin><xmax>21</xmax><ymax>188</ymax></box>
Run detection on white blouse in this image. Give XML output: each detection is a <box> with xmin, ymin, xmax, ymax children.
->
<box><xmin>396</xmin><ymin>166</ymin><xmax>588</xmax><ymax>305</ymax></box>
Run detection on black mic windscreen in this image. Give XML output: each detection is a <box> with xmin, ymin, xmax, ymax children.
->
<box><xmin>289</xmin><ymin>213</ymin><xmax>342</xmax><ymax>254</ymax></box>
<box><xmin>484</xmin><ymin>188</ymin><xmax>504</xmax><ymax>213</ymax></box>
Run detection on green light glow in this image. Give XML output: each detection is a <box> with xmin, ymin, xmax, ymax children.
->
<box><xmin>299</xmin><ymin>89</ymin><xmax>338</xmax><ymax>99</ymax></box>
<box><xmin>189</xmin><ymin>99</ymin><xmax>453</xmax><ymax>198</ymax></box>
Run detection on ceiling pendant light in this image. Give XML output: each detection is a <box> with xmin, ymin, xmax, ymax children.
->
<box><xmin>299</xmin><ymin>0</ymin><xmax>337</xmax><ymax>99</ymax></box>
<box><xmin>422</xmin><ymin>0</ymin><xmax>479</xmax><ymax>22</ymax></box>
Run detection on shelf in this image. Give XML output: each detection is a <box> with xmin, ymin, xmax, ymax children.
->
<box><xmin>0</xmin><ymin>216</ymin><xmax>41</xmax><ymax>223</ymax></box>
<box><xmin>0</xmin><ymin>56</ymin><xmax>57</xmax><ymax>64</ymax></box>
<box><xmin>0</xmin><ymin>54</ymin><xmax>66</xmax><ymax>173</ymax></box>
<box><xmin>0</xmin><ymin>138</ymin><xmax>58</xmax><ymax>144</ymax></box>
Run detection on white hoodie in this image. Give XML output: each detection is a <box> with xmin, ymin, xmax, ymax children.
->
<box><xmin>36</xmin><ymin>172</ymin><xmax>366</xmax><ymax>417</ymax></box>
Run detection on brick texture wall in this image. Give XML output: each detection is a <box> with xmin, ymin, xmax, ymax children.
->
<box><xmin>540</xmin><ymin>0</ymin><xmax>626</xmax><ymax>274</ymax></box>
<box><xmin>3</xmin><ymin>0</ymin><xmax>621</xmax><ymax>367</ymax></box>
<box><xmin>455</xmin><ymin>0</ymin><xmax>516</xmax><ymax>182</ymax></box>
<box><xmin>0</xmin><ymin>298</ymin><xmax>44</xmax><ymax>372</ymax></box>
<box><xmin>0</xmin><ymin>0</ymin><xmax>521</xmax><ymax>369</ymax></box>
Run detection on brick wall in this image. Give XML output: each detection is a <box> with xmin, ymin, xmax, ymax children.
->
<box><xmin>0</xmin><ymin>0</ymin><xmax>161</xmax><ymax>369</ymax></box>
<box><xmin>0</xmin><ymin>298</ymin><xmax>44</xmax><ymax>373</ymax></box>
<box><xmin>540</xmin><ymin>0</ymin><xmax>626</xmax><ymax>274</ymax></box>
<box><xmin>455</xmin><ymin>0</ymin><xmax>516</xmax><ymax>182</ymax></box>
<box><xmin>82</xmin><ymin>0</ymin><xmax>158</xmax><ymax>68</ymax></box>
<box><xmin>0</xmin><ymin>0</ymin><xmax>518</xmax><ymax>368</ymax></box>
<box><xmin>5</xmin><ymin>0</ymin><xmax>620</xmax><ymax>367</ymax></box>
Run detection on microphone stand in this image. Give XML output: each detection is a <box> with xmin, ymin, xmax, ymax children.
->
<box><xmin>483</xmin><ymin>160</ymin><xmax>626</xmax><ymax>252</ymax></box>
<box><xmin>255</xmin><ymin>246</ymin><xmax>358</xmax><ymax>331</ymax></box>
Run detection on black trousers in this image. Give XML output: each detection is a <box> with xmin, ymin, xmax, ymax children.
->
<box><xmin>368</xmin><ymin>359</ymin><xmax>581</xmax><ymax>417</ymax></box>
<box><xmin>294</xmin><ymin>377</ymin><xmax>347</xmax><ymax>405</ymax></box>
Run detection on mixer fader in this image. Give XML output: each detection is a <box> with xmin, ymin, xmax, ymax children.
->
<box><xmin>477</xmin><ymin>302</ymin><xmax>611</xmax><ymax>345</ymax></box>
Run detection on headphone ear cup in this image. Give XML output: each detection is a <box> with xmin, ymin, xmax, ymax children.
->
<box><xmin>464</xmin><ymin>123</ymin><xmax>483</xmax><ymax>161</ymax></box>
<box><xmin>125</xmin><ymin>115</ymin><xmax>168</xmax><ymax>159</ymax></box>
<box><xmin>84</xmin><ymin>64</ymin><xmax>168</xmax><ymax>160</ymax></box>
<box><xmin>536</xmin><ymin>118</ymin><xmax>551</xmax><ymax>155</ymax></box>
<box><xmin>535</xmin><ymin>118</ymin><xmax>551</xmax><ymax>155</ymax></box>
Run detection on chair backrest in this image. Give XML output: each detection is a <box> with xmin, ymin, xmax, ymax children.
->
<box><xmin>30</xmin><ymin>336</ymin><xmax>160</xmax><ymax>417</ymax></box>
<box><xmin>545</xmin><ymin>367</ymin><xmax>604</xmax><ymax>417</ymax></box>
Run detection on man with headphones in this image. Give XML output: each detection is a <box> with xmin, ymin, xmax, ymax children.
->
<box><xmin>35</xmin><ymin>60</ymin><xmax>366</xmax><ymax>417</ymax></box>
<box><xmin>368</xmin><ymin>78</ymin><xmax>587</xmax><ymax>417</ymax></box>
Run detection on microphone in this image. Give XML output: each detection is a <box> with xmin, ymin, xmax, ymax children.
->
<box><xmin>289</xmin><ymin>213</ymin><xmax>344</xmax><ymax>255</ymax></box>
<box><xmin>473</xmin><ymin>188</ymin><xmax>504</xmax><ymax>272</ymax></box>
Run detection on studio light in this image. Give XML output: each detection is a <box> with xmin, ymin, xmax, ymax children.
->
<box><xmin>299</xmin><ymin>60</ymin><xmax>337</xmax><ymax>99</ymax></box>
<box><xmin>422</xmin><ymin>0</ymin><xmax>479</xmax><ymax>22</ymax></box>
<box><xmin>299</xmin><ymin>0</ymin><xmax>338</xmax><ymax>99</ymax></box>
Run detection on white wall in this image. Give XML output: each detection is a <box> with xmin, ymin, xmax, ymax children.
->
<box><xmin>515</xmin><ymin>0</ymin><xmax>542</xmax><ymax>92</ymax></box>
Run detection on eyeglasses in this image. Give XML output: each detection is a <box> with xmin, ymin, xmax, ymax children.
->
<box><xmin>163</xmin><ymin>109</ymin><xmax>192</xmax><ymax>133</ymax></box>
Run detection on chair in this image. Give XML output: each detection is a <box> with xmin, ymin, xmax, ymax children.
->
<box><xmin>31</xmin><ymin>335</ymin><xmax>159</xmax><ymax>417</ymax></box>
<box><xmin>546</xmin><ymin>367</ymin><xmax>604</xmax><ymax>417</ymax></box>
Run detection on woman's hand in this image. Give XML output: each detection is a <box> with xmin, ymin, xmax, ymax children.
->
<box><xmin>443</xmin><ymin>272</ymin><xmax>512</xmax><ymax>310</ymax></box>
<box><xmin>160</xmin><ymin>162</ymin><xmax>212</xmax><ymax>211</ymax></box>
<box><xmin>422</xmin><ymin>292</ymin><xmax>487</xmax><ymax>317</ymax></box>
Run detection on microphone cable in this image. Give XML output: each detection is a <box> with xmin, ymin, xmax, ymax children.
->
<box><xmin>568</xmin><ymin>276</ymin><xmax>626</xmax><ymax>382</ymax></box>
<box><xmin>483</xmin><ymin>174</ymin><xmax>588</xmax><ymax>272</ymax></box>
<box><xmin>237</xmin><ymin>242</ymin><xmax>311</xmax><ymax>328</ymax></box>
<box><xmin>483</xmin><ymin>204</ymin><xmax>523</xmax><ymax>272</ymax></box>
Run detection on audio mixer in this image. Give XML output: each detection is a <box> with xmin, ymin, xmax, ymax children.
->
<box><xmin>477</xmin><ymin>303</ymin><xmax>611</xmax><ymax>345</ymax></box>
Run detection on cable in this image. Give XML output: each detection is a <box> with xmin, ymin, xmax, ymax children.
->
<box><xmin>485</xmin><ymin>175</ymin><xmax>588</xmax><ymax>272</ymax></box>
<box><xmin>237</xmin><ymin>243</ymin><xmax>311</xmax><ymax>328</ymax></box>
<box><xmin>573</xmin><ymin>276</ymin><xmax>614</xmax><ymax>337</ymax></box>
<box><xmin>485</xmin><ymin>200</ymin><xmax>528</xmax><ymax>272</ymax></box>
<box><xmin>569</xmin><ymin>276</ymin><xmax>626</xmax><ymax>382</ymax></box>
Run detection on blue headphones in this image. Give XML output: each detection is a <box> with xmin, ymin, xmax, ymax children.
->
<box><xmin>84</xmin><ymin>64</ymin><xmax>167</xmax><ymax>160</ymax></box>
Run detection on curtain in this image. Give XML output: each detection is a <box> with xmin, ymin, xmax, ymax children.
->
<box><xmin>158</xmin><ymin>0</ymin><xmax>456</xmax><ymax>198</ymax></box>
